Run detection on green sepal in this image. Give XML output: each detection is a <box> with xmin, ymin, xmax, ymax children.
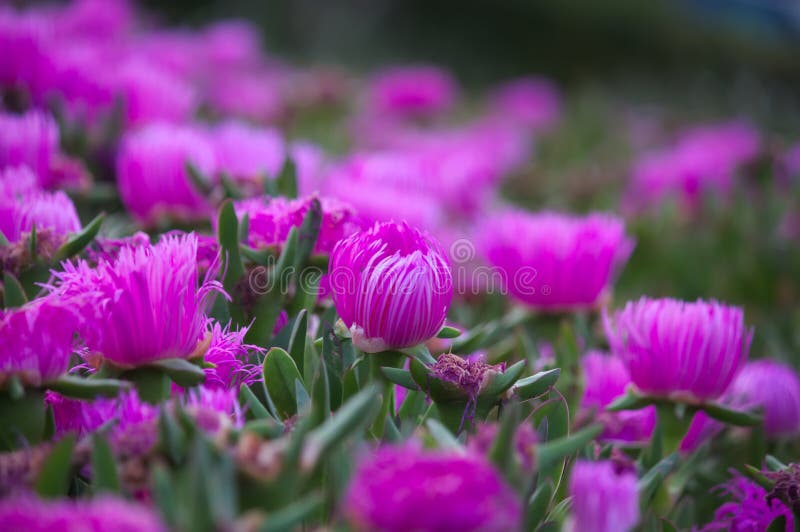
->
<box><xmin>53</xmin><ymin>213</ymin><xmax>105</xmax><ymax>262</ymax></box>
<box><xmin>513</xmin><ymin>368</ymin><xmax>561</xmax><ymax>400</ymax></box>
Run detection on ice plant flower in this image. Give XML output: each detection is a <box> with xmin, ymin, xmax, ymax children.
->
<box><xmin>184</xmin><ymin>386</ymin><xmax>244</xmax><ymax>435</ymax></box>
<box><xmin>569</xmin><ymin>460</ymin><xmax>640</xmax><ymax>532</ymax></box>
<box><xmin>202</xmin><ymin>323</ymin><xmax>261</xmax><ymax>389</ymax></box>
<box><xmin>211</xmin><ymin>121</ymin><xmax>285</xmax><ymax>184</ymax></box>
<box><xmin>580</xmin><ymin>351</ymin><xmax>655</xmax><ymax>443</ymax></box>
<box><xmin>234</xmin><ymin>195</ymin><xmax>362</xmax><ymax>254</ymax></box>
<box><xmin>479</xmin><ymin>210</ymin><xmax>634</xmax><ymax>311</ymax></box>
<box><xmin>366</xmin><ymin>65</ymin><xmax>457</xmax><ymax>118</ymax></box>
<box><xmin>725</xmin><ymin>359</ymin><xmax>800</xmax><ymax>438</ymax></box>
<box><xmin>487</xmin><ymin>76</ymin><xmax>561</xmax><ymax>131</ymax></box>
<box><xmin>0</xmin><ymin>298</ymin><xmax>79</xmax><ymax>388</ymax></box>
<box><xmin>0</xmin><ymin>167</ymin><xmax>81</xmax><ymax>243</ymax></box>
<box><xmin>343</xmin><ymin>443</ymin><xmax>521</xmax><ymax>532</ymax></box>
<box><xmin>113</xmin><ymin>59</ymin><xmax>197</xmax><ymax>128</ymax></box>
<box><xmin>52</xmin><ymin>233</ymin><xmax>223</xmax><ymax>368</ymax></box>
<box><xmin>467</xmin><ymin>421</ymin><xmax>537</xmax><ymax>474</ymax></box>
<box><xmin>328</xmin><ymin>221</ymin><xmax>452</xmax><ymax>352</ymax></box>
<box><xmin>700</xmin><ymin>472</ymin><xmax>793</xmax><ymax>531</ymax></box>
<box><xmin>0</xmin><ymin>110</ymin><xmax>58</xmax><ymax>187</ymax></box>
<box><xmin>116</xmin><ymin>123</ymin><xmax>216</xmax><ymax>225</ymax></box>
<box><xmin>0</xmin><ymin>494</ymin><xmax>166</xmax><ymax>532</ymax></box>
<box><xmin>604</xmin><ymin>298</ymin><xmax>752</xmax><ymax>402</ymax></box>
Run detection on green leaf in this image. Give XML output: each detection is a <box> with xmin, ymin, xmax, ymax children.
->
<box><xmin>242</xmin><ymin>419</ymin><xmax>285</xmax><ymax>439</ymax></box>
<box><xmin>274</xmin><ymin>158</ymin><xmax>298</xmax><ymax>199</ymax></box>
<box><xmin>238</xmin><ymin>212</ymin><xmax>250</xmax><ymax>242</ymax></box>
<box><xmin>149</xmin><ymin>358</ymin><xmax>207</xmax><ymax>388</ymax></box>
<box><xmin>425</xmin><ymin>418</ymin><xmax>464</xmax><ymax>451</ymax></box>
<box><xmin>489</xmin><ymin>400</ymin><xmax>521</xmax><ymax>475</ymax></box>
<box><xmin>240</xmin><ymin>244</ymin><xmax>275</xmax><ymax>265</ymax></box>
<box><xmin>239</xmin><ymin>384</ymin><xmax>273</xmax><ymax>420</ymax></box>
<box><xmin>525</xmin><ymin>481</ymin><xmax>554</xmax><ymax>531</ymax></box>
<box><xmin>606</xmin><ymin>390</ymin><xmax>654</xmax><ymax>412</ymax></box>
<box><xmin>259</xmin><ymin>493</ymin><xmax>322</xmax><ymax>532</ymax></box>
<box><xmin>480</xmin><ymin>360</ymin><xmax>526</xmax><ymax>398</ymax></box>
<box><xmin>638</xmin><ymin>453</ymin><xmax>678</xmax><ymax>509</ymax></box>
<box><xmin>310</xmin><ymin>357</ymin><xmax>331</xmax><ymax>426</ymax></box>
<box><xmin>263</xmin><ymin>347</ymin><xmax>304</xmax><ymax>419</ymax></box>
<box><xmin>701</xmin><ymin>402</ymin><xmax>762</xmax><ymax>427</ymax></box>
<box><xmin>0</xmin><ymin>390</ymin><xmax>47</xmax><ymax>451</ymax></box>
<box><xmin>91</xmin><ymin>434</ymin><xmax>120</xmax><ymax>493</ymax></box>
<box><xmin>47</xmin><ymin>375</ymin><xmax>128</xmax><ymax>399</ymax></box>
<box><xmin>217</xmin><ymin>200</ymin><xmax>245</xmax><ymax>295</ymax></box>
<box><xmin>536</xmin><ymin>424</ymin><xmax>603</xmax><ymax>470</ymax></box>
<box><xmin>765</xmin><ymin>515</ymin><xmax>787</xmax><ymax>532</ymax></box>
<box><xmin>303</xmin><ymin>385</ymin><xmax>381</xmax><ymax>469</ymax></box>
<box><xmin>2</xmin><ymin>272</ymin><xmax>27</xmax><ymax>308</ymax></box>
<box><xmin>53</xmin><ymin>213</ymin><xmax>105</xmax><ymax>262</ymax></box>
<box><xmin>295</xmin><ymin>378</ymin><xmax>310</xmax><ymax>414</ymax></box>
<box><xmin>35</xmin><ymin>434</ymin><xmax>76</xmax><ymax>498</ymax></box>
<box><xmin>294</xmin><ymin>198</ymin><xmax>321</xmax><ymax>271</ymax></box>
<box><xmin>401</xmin><ymin>344</ymin><xmax>437</xmax><ymax>366</ymax></box>
<box><xmin>436</xmin><ymin>325</ymin><xmax>461</xmax><ymax>339</ymax></box>
<box><xmin>158</xmin><ymin>407</ymin><xmax>186</xmax><ymax>464</ymax></box>
<box><xmin>513</xmin><ymin>368</ymin><xmax>561</xmax><ymax>400</ymax></box>
<box><xmin>766</xmin><ymin>455</ymin><xmax>787</xmax><ymax>471</ymax></box>
<box><xmin>288</xmin><ymin>310</ymin><xmax>308</xmax><ymax>375</ymax></box>
<box><xmin>380</xmin><ymin>367</ymin><xmax>421</xmax><ymax>391</ymax></box>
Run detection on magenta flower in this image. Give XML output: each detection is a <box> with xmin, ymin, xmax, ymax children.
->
<box><xmin>113</xmin><ymin>59</ymin><xmax>197</xmax><ymax>128</ymax></box>
<box><xmin>725</xmin><ymin>359</ymin><xmax>800</xmax><ymax>438</ymax></box>
<box><xmin>0</xmin><ymin>298</ymin><xmax>79</xmax><ymax>388</ymax></box>
<box><xmin>679</xmin><ymin>411</ymin><xmax>722</xmax><ymax>453</ymax></box>
<box><xmin>699</xmin><ymin>472</ymin><xmax>793</xmax><ymax>532</ymax></box>
<box><xmin>184</xmin><ymin>386</ymin><xmax>244</xmax><ymax>434</ymax></box>
<box><xmin>343</xmin><ymin>443</ymin><xmax>521</xmax><ymax>532</ymax></box>
<box><xmin>367</xmin><ymin>65</ymin><xmax>458</xmax><ymax>118</ymax></box>
<box><xmin>467</xmin><ymin>421</ymin><xmax>537</xmax><ymax>474</ymax></box>
<box><xmin>569</xmin><ymin>460</ymin><xmax>640</xmax><ymax>532</ymax></box>
<box><xmin>116</xmin><ymin>123</ymin><xmax>216</xmax><ymax>226</ymax></box>
<box><xmin>211</xmin><ymin>121</ymin><xmax>285</xmax><ymax>184</ymax></box>
<box><xmin>328</xmin><ymin>221</ymin><xmax>452</xmax><ymax>353</ymax></box>
<box><xmin>52</xmin><ymin>233</ymin><xmax>223</xmax><ymax>368</ymax></box>
<box><xmin>0</xmin><ymin>167</ymin><xmax>81</xmax><ymax>243</ymax></box>
<box><xmin>580</xmin><ymin>350</ymin><xmax>655</xmax><ymax>443</ymax></box>
<box><xmin>0</xmin><ymin>494</ymin><xmax>166</xmax><ymax>532</ymax></box>
<box><xmin>626</xmin><ymin>121</ymin><xmax>760</xmax><ymax>213</ymax></box>
<box><xmin>202</xmin><ymin>323</ymin><xmax>261</xmax><ymax>389</ymax></box>
<box><xmin>479</xmin><ymin>210</ymin><xmax>634</xmax><ymax>311</ymax></box>
<box><xmin>235</xmin><ymin>194</ymin><xmax>362</xmax><ymax>255</ymax></box>
<box><xmin>604</xmin><ymin>298</ymin><xmax>752</xmax><ymax>402</ymax></box>
<box><xmin>0</xmin><ymin>110</ymin><xmax>58</xmax><ymax>187</ymax></box>
<box><xmin>207</xmin><ymin>69</ymin><xmax>285</xmax><ymax>123</ymax></box>
<box><xmin>487</xmin><ymin>76</ymin><xmax>561</xmax><ymax>131</ymax></box>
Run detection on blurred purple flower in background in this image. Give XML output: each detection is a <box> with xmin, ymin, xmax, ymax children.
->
<box><xmin>329</xmin><ymin>221</ymin><xmax>452</xmax><ymax>352</ymax></box>
<box><xmin>726</xmin><ymin>359</ymin><xmax>800</xmax><ymax>438</ymax></box>
<box><xmin>343</xmin><ymin>443</ymin><xmax>521</xmax><ymax>532</ymax></box>
<box><xmin>569</xmin><ymin>460</ymin><xmax>640</xmax><ymax>532</ymax></box>
<box><xmin>487</xmin><ymin>76</ymin><xmax>562</xmax><ymax>132</ymax></box>
<box><xmin>366</xmin><ymin>65</ymin><xmax>458</xmax><ymax>119</ymax></box>
<box><xmin>604</xmin><ymin>297</ymin><xmax>752</xmax><ymax>402</ymax></box>
<box><xmin>479</xmin><ymin>210</ymin><xmax>633</xmax><ymax>311</ymax></box>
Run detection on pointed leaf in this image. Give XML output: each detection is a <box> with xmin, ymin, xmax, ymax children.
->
<box><xmin>489</xmin><ymin>400</ymin><xmax>521</xmax><ymax>474</ymax></box>
<box><xmin>2</xmin><ymin>272</ymin><xmax>27</xmax><ymax>308</ymax></box>
<box><xmin>35</xmin><ymin>434</ymin><xmax>75</xmax><ymax>497</ymax></box>
<box><xmin>288</xmin><ymin>310</ymin><xmax>308</xmax><ymax>375</ymax></box>
<box><xmin>48</xmin><ymin>376</ymin><xmax>128</xmax><ymax>399</ymax></box>
<box><xmin>606</xmin><ymin>391</ymin><xmax>654</xmax><ymax>412</ymax></box>
<box><xmin>514</xmin><ymin>368</ymin><xmax>561</xmax><ymax>400</ymax></box>
<box><xmin>436</xmin><ymin>325</ymin><xmax>461</xmax><ymax>339</ymax></box>
<box><xmin>701</xmin><ymin>402</ymin><xmax>762</xmax><ymax>427</ymax></box>
<box><xmin>217</xmin><ymin>200</ymin><xmax>245</xmax><ymax>293</ymax></box>
<box><xmin>480</xmin><ymin>360</ymin><xmax>526</xmax><ymax>398</ymax></box>
<box><xmin>294</xmin><ymin>198</ymin><xmax>321</xmax><ymax>270</ymax></box>
<box><xmin>425</xmin><ymin>419</ymin><xmax>464</xmax><ymax>451</ymax></box>
<box><xmin>525</xmin><ymin>481</ymin><xmax>554</xmax><ymax>531</ymax></box>
<box><xmin>638</xmin><ymin>453</ymin><xmax>678</xmax><ymax>509</ymax></box>
<box><xmin>536</xmin><ymin>424</ymin><xmax>603</xmax><ymax>470</ymax></box>
<box><xmin>149</xmin><ymin>358</ymin><xmax>206</xmax><ymax>388</ymax></box>
<box><xmin>274</xmin><ymin>157</ymin><xmax>298</xmax><ymax>199</ymax></box>
<box><xmin>185</xmin><ymin>162</ymin><xmax>213</xmax><ymax>195</ymax></box>
<box><xmin>295</xmin><ymin>378</ymin><xmax>310</xmax><ymax>414</ymax></box>
<box><xmin>239</xmin><ymin>384</ymin><xmax>274</xmax><ymax>420</ymax></box>
<box><xmin>259</xmin><ymin>493</ymin><xmax>322</xmax><ymax>532</ymax></box>
<box><xmin>380</xmin><ymin>367</ymin><xmax>420</xmax><ymax>391</ymax></box>
<box><xmin>263</xmin><ymin>347</ymin><xmax>303</xmax><ymax>419</ymax></box>
<box><xmin>53</xmin><ymin>213</ymin><xmax>105</xmax><ymax>261</ymax></box>
<box><xmin>91</xmin><ymin>434</ymin><xmax>120</xmax><ymax>493</ymax></box>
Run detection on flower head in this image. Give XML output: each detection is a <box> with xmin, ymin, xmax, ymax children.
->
<box><xmin>0</xmin><ymin>298</ymin><xmax>79</xmax><ymax>388</ymax></box>
<box><xmin>113</xmin><ymin>59</ymin><xmax>197</xmax><ymax>128</ymax></box>
<box><xmin>479</xmin><ymin>210</ymin><xmax>633</xmax><ymax>311</ymax></box>
<box><xmin>0</xmin><ymin>110</ymin><xmax>59</xmax><ymax>187</ymax></box>
<box><xmin>366</xmin><ymin>65</ymin><xmax>458</xmax><ymax>118</ymax></box>
<box><xmin>329</xmin><ymin>221</ymin><xmax>452</xmax><ymax>352</ymax></box>
<box><xmin>604</xmin><ymin>298</ymin><xmax>752</xmax><ymax>402</ymax></box>
<box><xmin>569</xmin><ymin>460</ymin><xmax>640</xmax><ymax>532</ymax></box>
<box><xmin>700</xmin><ymin>472</ymin><xmax>793</xmax><ymax>531</ymax></box>
<box><xmin>467</xmin><ymin>421</ymin><xmax>537</xmax><ymax>473</ymax></box>
<box><xmin>343</xmin><ymin>443</ymin><xmax>521</xmax><ymax>532</ymax></box>
<box><xmin>580</xmin><ymin>350</ymin><xmax>655</xmax><ymax>443</ymax></box>
<box><xmin>487</xmin><ymin>76</ymin><xmax>561</xmax><ymax>131</ymax></box>
<box><xmin>211</xmin><ymin>121</ymin><xmax>285</xmax><ymax>185</ymax></box>
<box><xmin>202</xmin><ymin>322</ymin><xmax>261</xmax><ymax>389</ymax></box>
<box><xmin>726</xmin><ymin>359</ymin><xmax>800</xmax><ymax>438</ymax></box>
<box><xmin>0</xmin><ymin>494</ymin><xmax>166</xmax><ymax>532</ymax></box>
<box><xmin>52</xmin><ymin>233</ymin><xmax>223</xmax><ymax>368</ymax></box>
<box><xmin>116</xmin><ymin>123</ymin><xmax>216</xmax><ymax>225</ymax></box>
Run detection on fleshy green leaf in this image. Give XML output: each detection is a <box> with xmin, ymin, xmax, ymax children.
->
<box><xmin>47</xmin><ymin>375</ymin><xmax>128</xmax><ymax>399</ymax></box>
<box><xmin>2</xmin><ymin>272</ymin><xmax>27</xmax><ymax>308</ymax></box>
<box><xmin>91</xmin><ymin>434</ymin><xmax>120</xmax><ymax>493</ymax></box>
<box><xmin>53</xmin><ymin>213</ymin><xmax>105</xmax><ymax>262</ymax></box>
<box><xmin>274</xmin><ymin>158</ymin><xmax>298</xmax><ymax>199</ymax></box>
<box><xmin>425</xmin><ymin>419</ymin><xmax>464</xmax><ymax>451</ymax></box>
<box><xmin>217</xmin><ymin>200</ymin><xmax>245</xmax><ymax>294</ymax></box>
<box><xmin>513</xmin><ymin>368</ymin><xmax>561</xmax><ymax>400</ymax></box>
<box><xmin>35</xmin><ymin>434</ymin><xmax>76</xmax><ymax>498</ymax></box>
<box><xmin>288</xmin><ymin>310</ymin><xmax>308</xmax><ymax>375</ymax></box>
<box><xmin>263</xmin><ymin>347</ymin><xmax>304</xmax><ymax>419</ymax></box>
<box><xmin>149</xmin><ymin>358</ymin><xmax>207</xmax><ymax>388</ymax></box>
<box><xmin>480</xmin><ymin>360</ymin><xmax>526</xmax><ymax>398</ymax></box>
<box><xmin>701</xmin><ymin>402</ymin><xmax>762</xmax><ymax>427</ymax></box>
<box><xmin>436</xmin><ymin>325</ymin><xmax>461</xmax><ymax>339</ymax></box>
<box><xmin>606</xmin><ymin>390</ymin><xmax>654</xmax><ymax>412</ymax></box>
<box><xmin>380</xmin><ymin>367</ymin><xmax>421</xmax><ymax>391</ymax></box>
<box><xmin>525</xmin><ymin>481</ymin><xmax>554</xmax><ymax>531</ymax></box>
<box><xmin>259</xmin><ymin>493</ymin><xmax>322</xmax><ymax>532</ymax></box>
<box><xmin>536</xmin><ymin>424</ymin><xmax>603</xmax><ymax>470</ymax></box>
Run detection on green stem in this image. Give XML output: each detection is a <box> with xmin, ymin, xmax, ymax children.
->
<box><xmin>656</xmin><ymin>403</ymin><xmax>695</xmax><ymax>455</ymax></box>
<box><xmin>368</xmin><ymin>352</ymin><xmax>404</xmax><ymax>438</ymax></box>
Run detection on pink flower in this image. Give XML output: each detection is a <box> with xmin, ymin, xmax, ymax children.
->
<box><xmin>116</xmin><ymin>123</ymin><xmax>216</xmax><ymax>225</ymax></box>
<box><xmin>343</xmin><ymin>443</ymin><xmax>521</xmax><ymax>532</ymax></box>
<box><xmin>202</xmin><ymin>323</ymin><xmax>261</xmax><ymax>389</ymax></box>
<box><xmin>699</xmin><ymin>472</ymin><xmax>793</xmax><ymax>531</ymax></box>
<box><xmin>211</xmin><ymin>121</ymin><xmax>285</xmax><ymax>183</ymax></box>
<box><xmin>569</xmin><ymin>460</ymin><xmax>640</xmax><ymax>532</ymax></box>
<box><xmin>52</xmin><ymin>233</ymin><xmax>223</xmax><ymax>368</ymax></box>
<box><xmin>0</xmin><ymin>110</ymin><xmax>59</xmax><ymax>187</ymax></box>
<box><xmin>328</xmin><ymin>221</ymin><xmax>452</xmax><ymax>353</ymax></box>
<box><xmin>0</xmin><ymin>494</ymin><xmax>166</xmax><ymax>532</ymax></box>
<box><xmin>580</xmin><ymin>350</ymin><xmax>656</xmax><ymax>443</ymax></box>
<box><xmin>487</xmin><ymin>76</ymin><xmax>561</xmax><ymax>131</ymax></box>
<box><xmin>479</xmin><ymin>210</ymin><xmax>633</xmax><ymax>311</ymax></box>
<box><xmin>113</xmin><ymin>59</ymin><xmax>197</xmax><ymax>128</ymax></box>
<box><xmin>366</xmin><ymin>65</ymin><xmax>458</xmax><ymax>118</ymax></box>
<box><xmin>0</xmin><ymin>298</ymin><xmax>79</xmax><ymax>387</ymax></box>
<box><xmin>604</xmin><ymin>298</ymin><xmax>752</xmax><ymax>402</ymax></box>
<box><xmin>726</xmin><ymin>359</ymin><xmax>800</xmax><ymax>438</ymax></box>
